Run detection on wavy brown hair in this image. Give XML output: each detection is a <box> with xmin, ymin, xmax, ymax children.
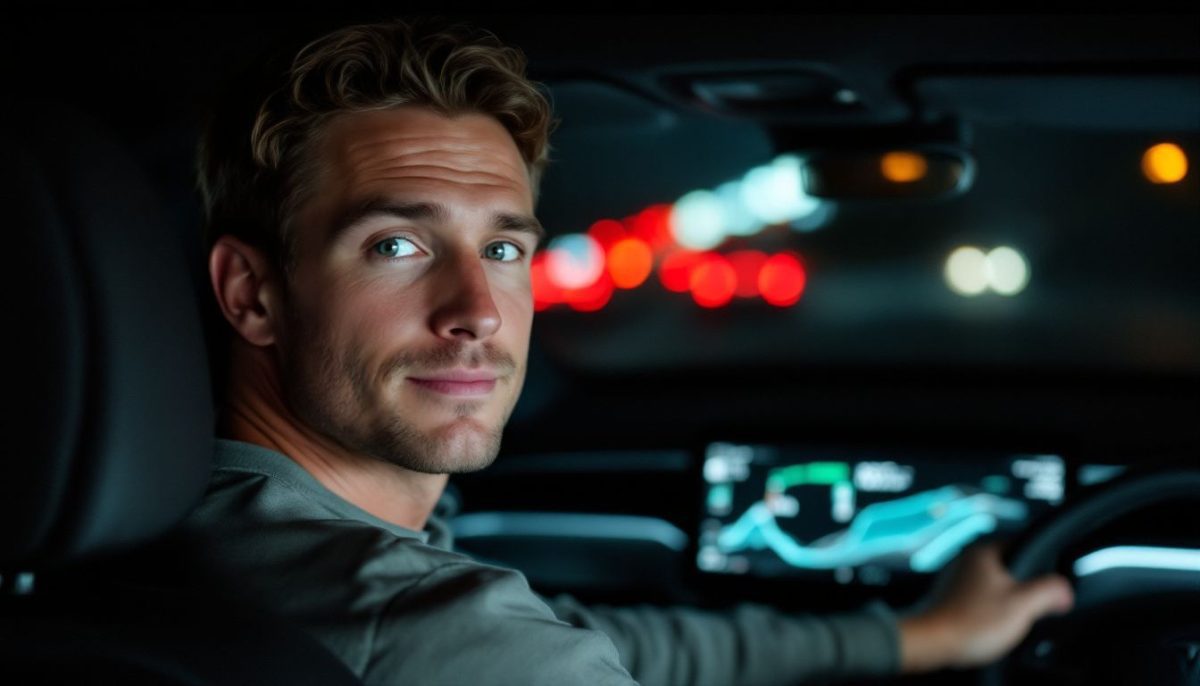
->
<box><xmin>197</xmin><ymin>18</ymin><xmax>555</xmax><ymax>274</ymax></box>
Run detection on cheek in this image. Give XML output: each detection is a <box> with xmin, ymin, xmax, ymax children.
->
<box><xmin>493</xmin><ymin>279</ymin><xmax>533</xmax><ymax>342</ymax></box>
<box><xmin>326</xmin><ymin>277</ymin><xmax>428</xmax><ymax>354</ymax></box>
<box><xmin>489</xmin><ymin>265</ymin><xmax>532</xmax><ymax>308</ymax></box>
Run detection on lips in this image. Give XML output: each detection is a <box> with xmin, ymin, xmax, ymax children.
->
<box><xmin>407</xmin><ymin>370</ymin><xmax>499</xmax><ymax>396</ymax></box>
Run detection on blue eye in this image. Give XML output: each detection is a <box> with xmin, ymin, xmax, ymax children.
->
<box><xmin>484</xmin><ymin>241</ymin><xmax>523</xmax><ymax>262</ymax></box>
<box><xmin>373</xmin><ymin>237</ymin><xmax>420</xmax><ymax>259</ymax></box>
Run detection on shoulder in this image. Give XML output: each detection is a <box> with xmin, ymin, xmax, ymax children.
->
<box><xmin>363</xmin><ymin>557</ymin><xmax>635</xmax><ymax>686</ymax></box>
<box><xmin>178</xmin><ymin>449</ymin><xmax>635</xmax><ymax>684</ymax></box>
<box><xmin>184</xmin><ymin>465</ymin><xmax>466</xmax><ymax>584</ymax></box>
<box><xmin>185</xmin><ymin>512</ymin><xmax>632</xmax><ymax>685</ymax></box>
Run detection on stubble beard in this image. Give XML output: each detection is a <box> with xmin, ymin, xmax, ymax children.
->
<box><xmin>278</xmin><ymin>304</ymin><xmax>520</xmax><ymax>475</ymax></box>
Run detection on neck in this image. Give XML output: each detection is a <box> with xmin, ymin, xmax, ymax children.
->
<box><xmin>220</xmin><ymin>344</ymin><xmax>447</xmax><ymax>531</ymax></box>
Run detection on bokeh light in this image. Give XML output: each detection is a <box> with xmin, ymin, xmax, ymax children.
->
<box><xmin>659</xmin><ymin>249</ymin><xmax>704</xmax><ymax>293</ymax></box>
<box><xmin>881</xmin><ymin>151</ymin><xmax>928</xmax><ymax>183</ymax></box>
<box><xmin>727</xmin><ymin>250</ymin><xmax>768</xmax><ymax>298</ymax></box>
<box><xmin>608</xmin><ymin>237</ymin><xmax>654</xmax><ymax>289</ymax></box>
<box><xmin>530</xmin><ymin>252</ymin><xmax>563</xmax><ymax>311</ymax></box>
<box><xmin>546</xmin><ymin>233</ymin><xmax>604</xmax><ymax>290</ymax></box>
<box><xmin>789</xmin><ymin>201</ymin><xmax>838</xmax><ymax>233</ymax></box>
<box><xmin>628</xmin><ymin>204</ymin><xmax>675</xmax><ymax>252</ymax></box>
<box><xmin>1142</xmin><ymin>142</ymin><xmax>1188</xmax><ymax>184</ymax></box>
<box><xmin>565</xmin><ymin>272</ymin><xmax>615</xmax><ymax>312</ymax></box>
<box><xmin>987</xmin><ymin>246</ymin><xmax>1030</xmax><ymax>296</ymax></box>
<box><xmin>587</xmin><ymin>219</ymin><xmax>626</xmax><ymax>250</ymax></box>
<box><xmin>740</xmin><ymin>154</ymin><xmax>821</xmax><ymax>225</ymax></box>
<box><xmin>758</xmin><ymin>252</ymin><xmax>807</xmax><ymax>306</ymax></box>
<box><xmin>716</xmin><ymin>181</ymin><xmax>760</xmax><ymax>237</ymax></box>
<box><xmin>945</xmin><ymin>246</ymin><xmax>989</xmax><ymax>296</ymax></box>
<box><xmin>689</xmin><ymin>253</ymin><xmax>737</xmax><ymax>308</ymax></box>
<box><xmin>670</xmin><ymin>190</ymin><xmax>727</xmax><ymax>249</ymax></box>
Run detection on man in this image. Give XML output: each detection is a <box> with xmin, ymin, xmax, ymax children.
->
<box><xmin>185</xmin><ymin>18</ymin><xmax>1074</xmax><ymax>685</ymax></box>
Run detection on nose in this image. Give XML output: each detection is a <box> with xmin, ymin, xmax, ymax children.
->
<box><xmin>428</xmin><ymin>250</ymin><xmax>502</xmax><ymax>341</ymax></box>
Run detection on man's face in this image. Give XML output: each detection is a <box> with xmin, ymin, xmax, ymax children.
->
<box><xmin>276</xmin><ymin>106</ymin><xmax>538</xmax><ymax>473</ymax></box>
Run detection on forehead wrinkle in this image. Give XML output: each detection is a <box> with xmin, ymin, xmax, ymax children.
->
<box><xmin>356</xmin><ymin>174</ymin><xmax>522</xmax><ymax>193</ymax></box>
<box><xmin>344</xmin><ymin>132</ymin><xmax>505</xmax><ymax>154</ymax></box>
<box><xmin>344</xmin><ymin>155</ymin><xmax>530</xmax><ymax>199</ymax></box>
<box><xmin>343</xmin><ymin>133</ymin><xmax>526</xmax><ymax>177</ymax></box>
<box><xmin>358</xmin><ymin>155</ymin><xmax>523</xmax><ymax>180</ymax></box>
<box><xmin>353</xmin><ymin>149</ymin><xmax>526</xmax><ymax>182</ymax></box>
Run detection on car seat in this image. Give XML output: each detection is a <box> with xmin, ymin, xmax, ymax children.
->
<box><xmin>0</xmin><ymin>104</ymin><xmax>361</xmax><ymax>685</ymax></box>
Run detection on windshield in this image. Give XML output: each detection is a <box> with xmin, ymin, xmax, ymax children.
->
<box><xmin>531</xmin><ymin>115</ymin><xmax>1199</xmax><ymax>377</ymax></box>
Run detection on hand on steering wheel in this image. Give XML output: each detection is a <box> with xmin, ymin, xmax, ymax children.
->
<box><xmin>978</xmin><ymin>466</ymin><xmax>1200</xmax><ymax>686</ymax></box>
<box><xmin>897</xmin><ymin>541</ymin><xmax>1073</xmax><ymax>673</ymax></box>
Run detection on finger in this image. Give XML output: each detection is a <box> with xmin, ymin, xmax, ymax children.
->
<box><xmin>1012</xmin><ymin>574</ymin><xmax>1075</xmax><ymax>622</ymax></box>
<box><xmin>951</xmin><ymin>539</ymin><xmax>995</xmax><ymax>572</ymax></box>
<box><xmin>958</xmin><ymin>540</ymin><xmax>1004</xmax><ymax>578</ymax></box>
<box><xmin>974</xmin><ymin>540</ymin><xmax>1004</xmax><ymax>566</ymax></box>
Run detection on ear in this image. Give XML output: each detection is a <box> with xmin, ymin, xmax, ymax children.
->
<box><xmin>208</xmin><ymin>235</ymin><xmax>283</xmax><ymax>347</ymax></box>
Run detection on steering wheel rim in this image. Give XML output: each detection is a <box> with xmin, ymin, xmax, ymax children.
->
<box><xmin>981</xmin><ymin>465</ymin><xmax>1200</xmax><ymax>686</ymax></box>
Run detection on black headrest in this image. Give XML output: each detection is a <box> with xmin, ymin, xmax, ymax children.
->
<box><xmin>1</xmin><ymin>106</ymin><xmax>214</xmax><ymax>570</ymax></box>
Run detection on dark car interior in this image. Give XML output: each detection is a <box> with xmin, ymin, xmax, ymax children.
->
<box><xmin>3</xmin><ymin>12</ymin><xmax>1199</xmax><ymax>686</ymax></box>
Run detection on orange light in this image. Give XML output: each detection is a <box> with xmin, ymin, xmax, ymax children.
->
<box><xmin>531</xmin><ymin>252</ymin><xmax>563</xmax><ymax>310</ymax></box>
<box><xmin>689</xmin><ymin>253</ymin><xmax>737</xmax><ymax>308</ymax></box>
<box><xmin>565</xmin><ymin>272</ymin><xmax>614</xmax><ymax>312</ymax></box>
<box><xmin>727</xmin><ymin>250</ymin><xmax>768</xmax><ymax>298</ymax></box>
<box><xmin>608</xmin><ymin>237</ymin><xmax>654</xmax><ymax>289</ymax></box>
<box><xmin>1142</xmin><ymin>142</ymin><xmax>1188</xmax><ymax>184</ymax></box>
<box><xmin>587</xmin><ymin>219</ymin><xmax>627</xmax><ymax>250</ymax></box>
<box><xmin>759</xmin><ymin>252</ymin><xmax>807</xmax><ymax>306</ymax></box>
<box><xmin>659</xmin><ymin>250</ymin><xmax>703</xmax><ymax>293</ymax></box>
<box><xmin>880</xmin><ymin>151</ymin><xmax>928</xmax><ymax>183</ymax></box>
<box><xmin>628</xmin><ymin>204</ymin><xmax>675</xmax><ymax>252</ymax></box>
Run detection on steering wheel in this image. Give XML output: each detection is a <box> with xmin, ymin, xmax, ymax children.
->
<box><xmin>981</xmin><ymin>466</ymin><xmax>1200</xmax><ymax>686</ymax></box>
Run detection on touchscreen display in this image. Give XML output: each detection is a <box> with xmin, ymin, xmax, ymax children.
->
<box><xmin>697</xmin><ymin>443</ymin><xmax>1065</xmax><ymax>584</ymax></box>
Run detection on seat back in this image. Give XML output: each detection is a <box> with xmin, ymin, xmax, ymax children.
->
<box><xmin>0</xmin><ymin>104</ymin><xmax>359</xmax><ymax>685</ymax></box>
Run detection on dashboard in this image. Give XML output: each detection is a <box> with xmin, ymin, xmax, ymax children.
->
<box><xmin>453</xmin><ymin>442</ymin><xmax>1199</xmax><ymax>611</ymax></box>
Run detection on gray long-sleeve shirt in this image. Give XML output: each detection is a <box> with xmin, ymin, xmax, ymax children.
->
<box><xmin>180</xmin><ymin>439</ymin><xmax>900</xmax><ymax>685</ymax></box>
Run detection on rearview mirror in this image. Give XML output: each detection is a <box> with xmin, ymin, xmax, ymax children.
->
<box><xmin>800</xmin><ymin>147</ymin><xmax>976</xmax><ymax>200</ymax></box>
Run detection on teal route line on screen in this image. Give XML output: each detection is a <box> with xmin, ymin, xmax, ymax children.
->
<box><xmin>716</xmin><ymin>485</ymin><xmax>1028</xmax><ymax>572</ymax></box>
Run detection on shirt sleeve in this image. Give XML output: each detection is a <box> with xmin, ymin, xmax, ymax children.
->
<box><xmin>364</xmin><ymin>561</ymin><xmax>640</xmax><ymax>686</ymax></box>
<box><xmin>542</xmin><ymin>595</ymin><xmax>901</xmax><ymax>686</ymax></box>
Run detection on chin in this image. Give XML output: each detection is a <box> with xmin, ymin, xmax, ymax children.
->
<box><xmin>392</xmin><ymin>416</ymin><xmax>503</xmax><ymax>475</ymax></box>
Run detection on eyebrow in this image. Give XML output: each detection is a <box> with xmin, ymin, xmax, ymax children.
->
<box><xmin>329</xmin><ymin>199</ymin><xmax>545</xmax><ymax>247</ymax></box>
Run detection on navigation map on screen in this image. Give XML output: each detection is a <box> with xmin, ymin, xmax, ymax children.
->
<box><xmin>697</xmin><ymin>443</ymin><xmax>1065</xmax><ymax>584</ymax></box>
